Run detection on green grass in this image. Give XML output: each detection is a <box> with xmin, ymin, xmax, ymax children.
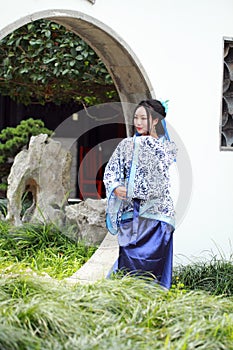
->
<box><xmin>173</xmin><ymin>254</ymin><xmax>233</xmax><ymax>297</ymax></box>
<box><xmin>0</xmin><ymin>219</ymin><xmax>233</xmax><ymax>349</ymax></box>
<box><xmin>0</xmin><ymin>275</ymin><xmax>232</xmax><ymax>350</ymax></box>
<box><xmin>0</xmin><ymin>220</ymin><xmax>97</xmax><ymax>279</ymax></box>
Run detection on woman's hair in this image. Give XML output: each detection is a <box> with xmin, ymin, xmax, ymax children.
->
<box><xmin>132</xmin><ymin>99</ymin><xmax>166</xmax><ymax>136</ymax></box>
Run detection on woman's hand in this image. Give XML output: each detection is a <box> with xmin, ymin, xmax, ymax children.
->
<box><xmin>114</xmin><ymin>186</ymin><xmax>127</xmax><ymax>200</ymax></box>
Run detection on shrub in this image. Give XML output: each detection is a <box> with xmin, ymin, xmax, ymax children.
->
<box><xmin>0</xmin><ymin>118</ymin><xmax>53</xmax><ymax>197</ymax></box>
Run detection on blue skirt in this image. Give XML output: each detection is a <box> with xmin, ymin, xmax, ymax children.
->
<box><xmin>113</xmin><ymin>200</ymin><xmax>174</xmax><ymax>289</ymax></box>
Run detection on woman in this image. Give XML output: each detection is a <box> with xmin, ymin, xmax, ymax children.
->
<box><xmin>103</xmin><ymin>99</ymin><xmax>177</xmax><ymax>289</ymax></box>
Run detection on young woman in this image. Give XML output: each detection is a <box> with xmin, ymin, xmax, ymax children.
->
<box><xmin>103</xmin><ymin>99</ymin><xmax>177</xmax><ymax>289</ymax></box>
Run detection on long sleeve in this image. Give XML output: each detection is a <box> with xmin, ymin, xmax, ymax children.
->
<box><xmin>103</xmin><ymin>142</ymin><xmax>123</xmax><ymax>199</ymax></box>
<box><xmin>103</xmin><ymin>138</ymin><xmax>134</xmax><ymax>234</ymax></box>
<box><xmin>103</xmin><ymin>136</ymin><xmax>178</xmax><ymax>234</ymax></box>
<box><xmin>103</xmin><ymin>138</ymin><xmax>134</xmax><ymax>198</ymax></box>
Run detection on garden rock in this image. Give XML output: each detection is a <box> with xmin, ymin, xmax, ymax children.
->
<box><xmin>65</xmin><ymin>198</ymin><xmax>107</xmax><ymax>245</ymax></box>
<box><xmin>6</xmin><ymin>134</ymin><xmax>72</xmax><ymax>226</ymax></box>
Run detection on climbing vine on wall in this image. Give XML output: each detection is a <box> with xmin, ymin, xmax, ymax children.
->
<box><xmin>0</xmin><ymin>19</ymin><xmax>118</xmax><ymax>106</ymax></box>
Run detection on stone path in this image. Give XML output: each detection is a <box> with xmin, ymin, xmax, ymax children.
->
<box><xmin>65</xmin><ymin>232</ymin><xmax>119</xmax><ymax>284</ymax></box>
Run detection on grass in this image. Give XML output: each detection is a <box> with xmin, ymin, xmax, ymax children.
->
<box><xmin>0</xmin><ymin>219</ymin><xmax>233</xmax><ymax>349</ymax></box>
<box><xmin>173</xmin><ymin>254</ymin><xmax>233</xmax><ymax>297</ymax></box>
<box><xmin>0</xmin><ymin>274</ymin><xmax>232</xmax><ymax>349</ymax></box>
<box><xmin>0</xmin><ymin>220</ymin><xmax>97</xmax><ymax>279</ymax></box>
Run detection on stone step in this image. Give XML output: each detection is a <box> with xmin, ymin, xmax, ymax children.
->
<box><xmin>65</xmin><ymin>232</ymin><xmax>118</xmax><ymax>284</ymax></box>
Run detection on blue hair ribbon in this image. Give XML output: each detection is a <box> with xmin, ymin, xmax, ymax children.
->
<box><xmin>161</xmin><ymin>118</ymin><xmax>170</xmax><ymax>141</ymax></box>
<box><xmin>160</xmin><ymin>99</ymin><xmax>176</xmax><ymax>162</ymax></box>
<box><xmin>160</xmin><ymin>99</ymin><xmax>170</xmax><ymax>141</ymax></box>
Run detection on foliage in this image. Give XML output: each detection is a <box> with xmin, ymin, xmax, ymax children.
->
<box><xmin>0</xmin><ymin>19</ymin><xmax>118</xmax><ymax>105</ymax></box>
<box><xmin>0</xmin><ymin>273</ymin><xmax>232</xmax><ymax>349</ymax></box>
<box><xmin>0</xmin><ymin>118</ymin><xmax>53</xmax><ymax>193</ymax></box>
<box><xmin>0</xmin><ymin>220</ymin><xmax>97</xmax><ymax>279</ymax></box>
<box><xmin>173</xmin><ymin>254</ymin><xmax>233</xmax><ymax>297</ymax></box>
<box><xmin>0</xmin><ymin>220</ymin><xmax>233</xmax><ymax>348</ymax></box>
<box><xmin>0</xmin><ymin>199</ymin><xmax>7</xmax><ymax>216</ymax></box>
<box><xmin>0</xmin><ymin>118</ymin><xmax>52</xmax><ymax>162</ymax></box>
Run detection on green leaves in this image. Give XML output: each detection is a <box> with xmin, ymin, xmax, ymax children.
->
<box><xmin>0</xmin><ymin>119</ymin><xmax>53</xmax><ymax>189</ymax></box>
<box><xmin>0</xmin><ymin>19</ymin><xmax>118</xmax><ymax>105</ymax></box>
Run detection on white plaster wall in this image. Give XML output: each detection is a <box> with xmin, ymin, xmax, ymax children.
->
<box><xmin>0</xmin><ymin>0</ymin><xmax>233</xmax><ymax>262</ymax></box>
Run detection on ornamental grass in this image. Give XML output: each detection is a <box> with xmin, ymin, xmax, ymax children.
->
<box><xmin>0</xmin><ymin>220</ymin><xmax>97</xmax><ymax>279</ymax></box>
<box><xmin>0</xmin><ymin>274</ymin><xmax>232</xmax><ymax>349</ymax></box>
<box><xmin>173</xmin><ymin>254</ymin><xmax>233</xmax><ymax>297</ymax></box>
<box><xmin>0</xmin><ymin>219</ymin><xmax>233</xmax><ymax>349</ymax></box>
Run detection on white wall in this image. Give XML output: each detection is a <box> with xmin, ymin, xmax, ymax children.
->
<box><xmin>0</xmin><ymin>0</ymin><xmax>233</xmax><ymax>262</ymax></box>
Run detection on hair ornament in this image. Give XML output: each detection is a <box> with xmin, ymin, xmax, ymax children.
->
<box><xmin>160</xmin><ymin>99</ymin><xmax>169</xmax><ymax>114</ymax></box>
<box><xmin>158</xmin><ymin>99</ymin><xmax>170</xmax><ymax>141</ymax></box>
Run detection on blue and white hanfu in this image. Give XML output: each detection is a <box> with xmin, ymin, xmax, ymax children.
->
<box><xmin>103</xmin><ymin>134</ymin><xmax>177</xmax><ymax>289</ymax></box>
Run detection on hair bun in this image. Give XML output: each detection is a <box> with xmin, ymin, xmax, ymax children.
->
<box><xmin>139</xmin><ymin>99</ymin><xmax>166</xmax><ymax>119</ymax></box>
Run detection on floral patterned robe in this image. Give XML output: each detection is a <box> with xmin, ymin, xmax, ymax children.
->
<box><xmin>103</xmin><ymin>134</ymin><xmax>177</xmax><ymax>238</ymax></box>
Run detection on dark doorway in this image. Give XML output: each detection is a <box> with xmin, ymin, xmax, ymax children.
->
<box><xmin>77</xmin><ymin>122</ymin><xmax>126</xmax><ymax>199</ymax></box>
<box><xmin>0</xmin><ymin>95</ymin><xmax>127</xmax><ymax>199</ymax></box>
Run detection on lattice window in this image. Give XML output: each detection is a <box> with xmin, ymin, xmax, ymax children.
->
<box><xmin>221</xmin><ymin>38</ymin><xmax>233</xmax><ymax>150</ymax></box>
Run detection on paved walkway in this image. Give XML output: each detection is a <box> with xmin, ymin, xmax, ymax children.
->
<box><xmin>65</xmin><ymin>232</ymin><xmax>119</xmax><ymax>284</ymax></box>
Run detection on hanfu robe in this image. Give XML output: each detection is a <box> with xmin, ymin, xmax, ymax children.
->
<box><xmin>103</xmin><ymin>134</ymin><xmax>177</xmax><ymax>289</ymax></box>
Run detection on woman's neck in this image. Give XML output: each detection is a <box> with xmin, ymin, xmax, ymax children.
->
<box><xmin>149</xmin><ymin>130</ymin><xmax>159</xmax><ymax>139</ymax></box>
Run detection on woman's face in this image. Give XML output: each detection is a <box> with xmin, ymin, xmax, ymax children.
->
<box><xmin>134</xmin><ymin>106</ymin><xmax>150</xmax><ymax>135</ymax></box>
